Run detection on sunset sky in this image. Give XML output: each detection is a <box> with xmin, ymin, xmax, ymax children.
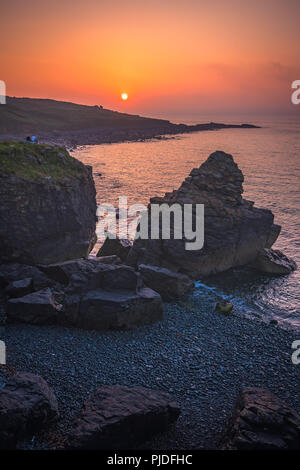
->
<box><xmin>1</xmin><ymin>0</ymin><xmax>300</xmax><ymax>116</ymax></box>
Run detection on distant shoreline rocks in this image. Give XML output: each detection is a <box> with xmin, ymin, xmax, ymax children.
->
<box><xmin>0</xmin><ymin>122</ymin><xmax>260</xmax><ymax>149</ymax></box>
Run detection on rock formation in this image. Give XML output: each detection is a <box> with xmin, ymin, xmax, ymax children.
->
<box><xmin>4</xmin><ymin>258</ymin><xmax>163</xmax><ymax>330</ymax></box>
<box><xmin>7</xmin><ymin>288</ymin><xmax>61</xmax><ymax>325</ymax></box>
<box><xmin>0</xmin><ymin>372</ymin><xmax>59</xmax><ymax>449</ymax></box>
<box><xmin>0</xmin><ymin>262</ymin><xmax>56</xmax><ymax>290</ymax></box>
<box><xmin>251</xmin><ymin>248</ymin><xmax>297</xmax><ymax>274</ymax></box>
<box><xmin>220</xmin><ymin>387</ymin><xmax>300</xmax><ymax>450</ymax></box>
<box><xmin>0</xmin><ymin>143</ymin><xmax>97</xmax><ymax>265</ymax></box>
<box><xmin>67</xmin><ymin>384</ymin><xmax>180</xmax><ymax>449</ymax></box>
<box><xmin>127</xmin><ymin>151</ymin><xmax>284</xmax><ymax>278</ymax></box>
<box><xmin>58</xmin><ymin>259</ymin><xmax>162</xmax><ymax>330</ymax></box>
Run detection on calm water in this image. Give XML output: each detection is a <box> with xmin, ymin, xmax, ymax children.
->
<box><xmin>73</xmin><ymin>115</ymin><xmax>300</xmax><ymax>330</ymax></box>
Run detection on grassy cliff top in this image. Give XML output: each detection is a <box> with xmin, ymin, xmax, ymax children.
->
<box><xmin>0</xmin><ymin>97</ymin><xmax>171</xmax><ymax>134</ymax></box>
<box><xmin>0</xmin><ymin>142</ymin><xmax>86</xmax><ymax>181</ymax></box>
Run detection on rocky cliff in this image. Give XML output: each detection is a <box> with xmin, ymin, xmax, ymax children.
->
<box><xmin>127</xmin><ymin>151</ymin><xmax>282</xmax><ymax>278</ymax></box>
<box><xmin>0</xmin><ymin>142</ymin><xmax>97</xmax><ymax>264</ymax></box>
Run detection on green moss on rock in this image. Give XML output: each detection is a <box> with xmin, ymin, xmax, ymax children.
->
<box><xmin>0</xmin><ymin>142</ymin><xmax>84</xmax><ymax>181</ymax></box>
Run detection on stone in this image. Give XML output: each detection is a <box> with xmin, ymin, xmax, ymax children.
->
<box><xmin>5</xmin><ymin>277</ymin><xmax>33</xmax><ymax>298</ymax></box>
<box><xmin>38</xmin><ymin>258</ymin><xmax>141</xmax><ymax>291</ymax></box>
<box><xmin>4</xmin><ymin>258</ymin><xmax>162</xmax><ymax>330</ymax></box>
<box><xmin>100</xmin><ymin>265</ymin><xmax>142</xmax><ymax>291</ymax></box>
<box><xmin>0</xmin><ymin>372</ymin><xmax>59</xmax><ymax>449</ymax></box>
<box><xmin>7</xmin><ymin>288</ymin><xmax>60</xmax><ymax>324</ymax></box>
<box><xmin>77</xmin><ymin>287</ymin><xmax>162</xmax><ymax>330</ymax></box>
<box><xmin>0</xmin><ymin>263</ymin><xmax>55</xmax><ymax>290</ymax></box>
<box><xmin>251</xmin><ymin>248</ymin><xmax>297</xmax><ymax>275</ymax></box>
<box><xmin>38</xmin><ymin>259</ymin><xmax>94</xmax><ymax>285</ymax></box>
<box><xmin>127</xmin><ymin>151</ymin><xmax>283</xmax><ymax>278</ymax></box>
<box><xmin>138</xmin><ymin>264</ymin><xmax>193</xmax><ymax>300</ymax></box>
<box><xmin>220</xmin><ymin>387</ymin><xmax>300</xmax><ymax>450</ymax></box>
<box><xmin>96</xmin><ymin>236</ymin><xmax>132</xmax><ymax>262</ymax></box>
<box><xmin>216</xmin><ymin>300</ymin><xmax>233</xmax><ymax>315</ymax></box>
<box><xmin>0</xmin><ymin>143</ymin><xmax>97</xmax><ymax>265</ymax></box>
<box><xmin>67</xmin><ymin>384</ymin><xmax>180</xmax><ymax>449</ymax></box>
<box><xmin>265</xmin><ymin>224</ymin><xmax>281</xmax><ymax>248</ymax></box>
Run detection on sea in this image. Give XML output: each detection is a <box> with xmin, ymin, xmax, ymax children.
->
<box><xmin>73</xmin><ymin>113</ymin><xmax>300</xmax><ymax>330</ymax></box>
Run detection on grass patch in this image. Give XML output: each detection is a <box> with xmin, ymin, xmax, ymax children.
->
<box><xmin>0</xmin><ymin>142</ymin><xmax>85</xmax><ymax>181</ymax></box>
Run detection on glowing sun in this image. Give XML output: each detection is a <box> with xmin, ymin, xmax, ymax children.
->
<box><xmin>121</xmin><ymin>92</ymin><xmax>128</xmax><ymax>101</ymax></box>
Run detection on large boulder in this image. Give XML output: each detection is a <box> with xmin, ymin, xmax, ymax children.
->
<box><xmin>127</xmin><ymin>151</ymin><xmax>283</xmax><ymax>278</ymax></box>
<box><xmin>220</xmin><ymin>387</ymin><xmax>300</xmax><ymax>450</ymax></box>
<box><xmin>59</xmin><ymin>260</ymin><xmax>162</xmax><ymax>329</ymax></box>
<box><xmin>251</xmin><ymin>248</ymin><xmax>297</xmax><ymax>274</ymax></box>
<box><xmin>7</xmin><ymin>288</ymin><xmax>61</xmax><ymax>324</ymax></box>
<box><xmin>77</xmin><ymin>287</ymin><xmax>162</xmax><ymax>330</ymax></box>
<box><xmin>0</xmin><ymin>143</ymin><xmax>97</xmax><ymax>265</ymax></box>
<box><xmin>4</xmin><ymin>259</ymin><xmax>163</xmax><ymax>330</ymax></box>
<box><xmin>38</xmin><ymin>258</ymin><xmax>140</xmax><ymax>290</ymax></box>
<box><xmin>139</xmin><ymin>264</ymin><xmax>193</xmax><ymax>300</ymax></box>
<box><xmin>67</xmin><ymin>385</ymin><xmax>180</xmax><ymax>449</ymax></box>
<box><xmin>0</xmin><ymin>372</ymin><xmax>59</xmax><ymax>449</ymax></box>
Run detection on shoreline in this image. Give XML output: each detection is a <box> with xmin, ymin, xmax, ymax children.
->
<box><xmin>2</xmin><ymin>291</ymin><xmax>299</xmax><ymax>450</ymax></box>
<box><xmin>1</xmin><ymin>141</ymin><xmax>298</xmax><ymax>450</ymax></box>
<box><xmin>0</xmin><ymin>122</ymin><xmax>259</xmax><ymax>150</ymax></box>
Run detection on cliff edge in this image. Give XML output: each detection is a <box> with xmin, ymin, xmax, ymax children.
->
<box><xmin>0</xmin><ymin>142</ymin><xmax>97</xmax><ymax>264</ymax></box>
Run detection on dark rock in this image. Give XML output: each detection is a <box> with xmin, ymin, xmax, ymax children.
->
<box><xmin>0</xmin><ymin>143</ymin><xmax>97</xmax><ymax>265</ymax></box>
<box><xmin>77</xmin><ymin>287</ymin><xmax>162</xmax><ymax>330</ymax></box>
<box><xmin>139</xmin><ymin>264</ymin><xmax>193</xmax><ymax>300</ymax></box>
<box><xmin>127</xmin><ymin>151</ymin><xmax>282</xmax><ymax>278</ymax></box>
<box><xmin>101</xmin><ymin>265</ymin><xmax>142</xmax><ymax>291</ymax></box>
<box><xmin>38</xmin><ymin>258</ymin><xmax>140</xmax><ymax>291</ymax></box>
<box><xmin>4</xmin><ymin>258</ymin><xmax>162</xmax><ymax>330</ymax></box>
<box><xmin>67</xmin><ymin>384</ymin><xmax>180</xmax><ymax>449</ymax></box>
<box><xmin>0</xmin><ymin>263</ymin><xmax>55</xmax><ymax>290</ymax></box>
<box><xmin>97</xmin><ymin>236</ymin><xmax>132</xmax><ymax>262</ymax></box>
<box><xmin>265</xmin><ymin>224</ymin><xmax>281</xmax><ymax>248</ymax></box>
<box><xmin>38</xmin><ymin>259</ymin><xmax>94</xmax><ymax>285</ymax></box>
<box><xmin>61</xmin><ymin>293</ymin><xmax>82</xmax><ymax>326</ymax></box>
<box><xmin>220</xmin><ymin>387</ymin><xmax>300</xmax><ymax>450</ymax></box>
<box><xmin>7</xmin><ymin>288</ymin><xmax>60</xmax><ymax>324</ymax></box>
<box><xmin>0</xmin><ymin>372</ymin><xmax>59</xmax><ymax>449</ymax></box>
<box><xmin>251</xmin><ymin>248</ymin><xmax>297</xmax><ymax>274</ymax></box>
<box><xmin>5</xmin><ymin>277</ymin><xmax>33</xmax><ymax>298</ymax></box>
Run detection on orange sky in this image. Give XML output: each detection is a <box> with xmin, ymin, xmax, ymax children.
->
<box><xmin>1</xmin><ymin>0</ymin><xmax>300</xmax><ymax>116</ymax></box>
